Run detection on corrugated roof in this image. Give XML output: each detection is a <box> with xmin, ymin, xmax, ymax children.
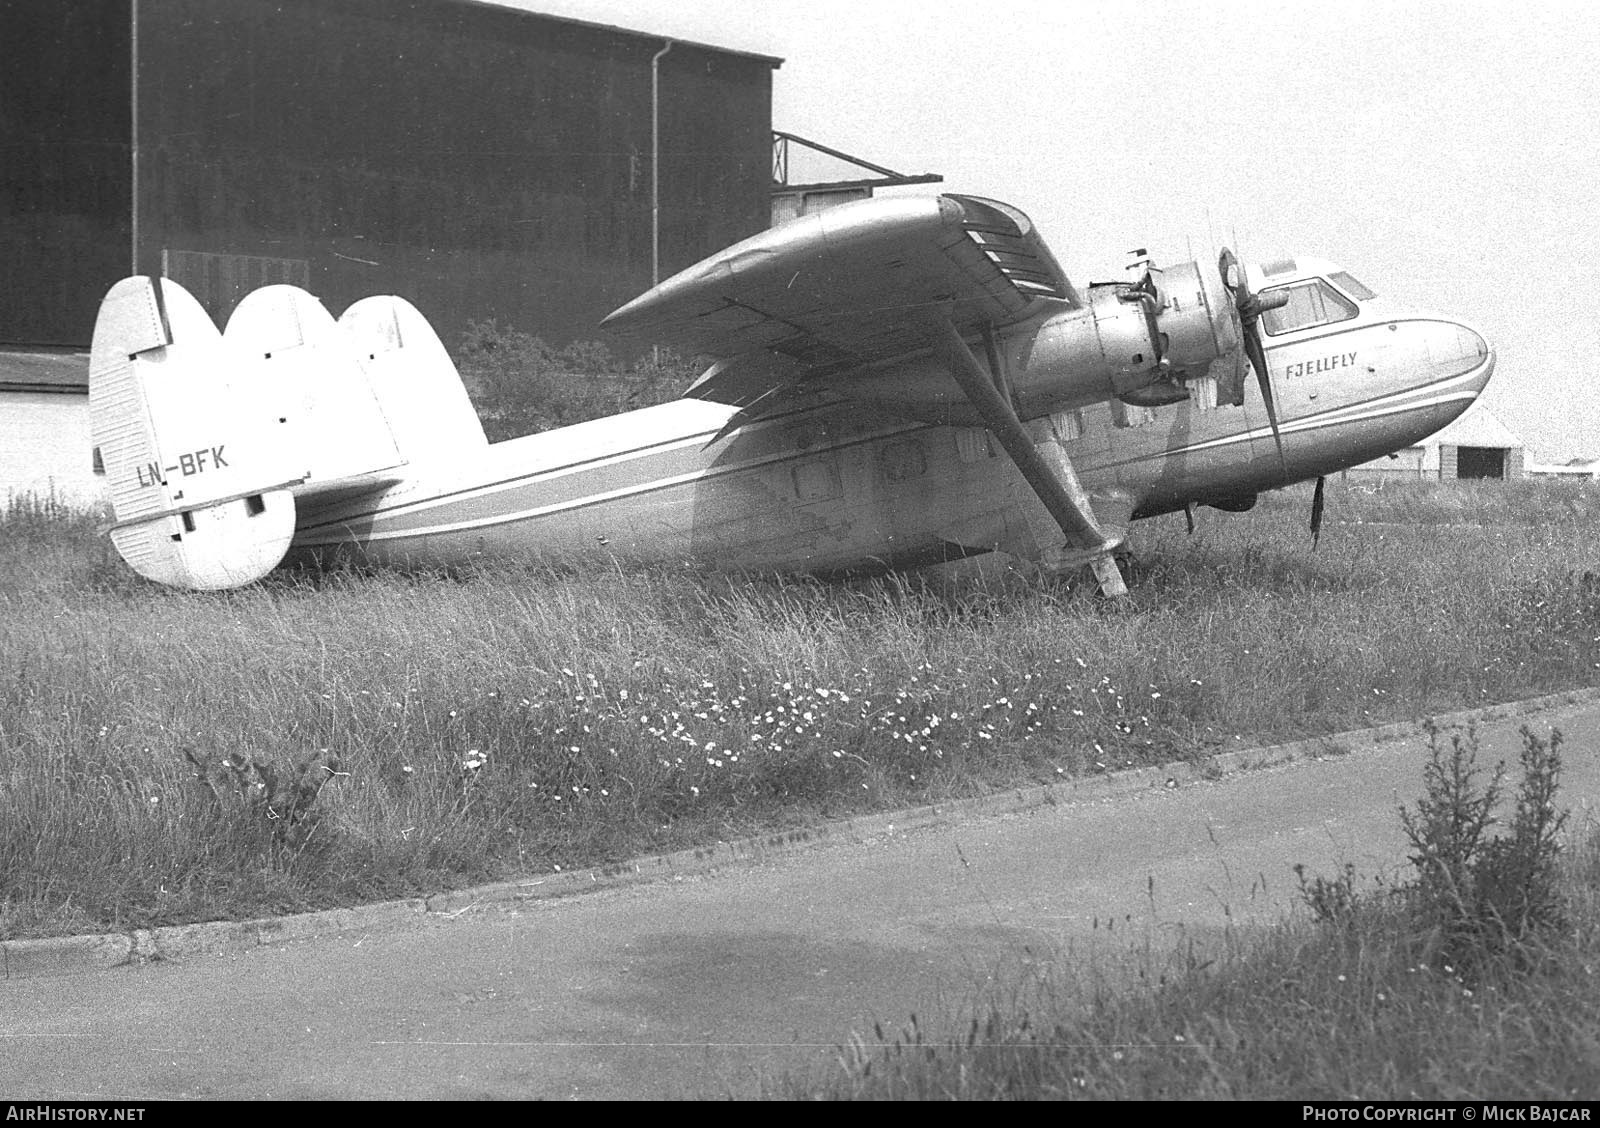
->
<box><xmin>0</xmin><ymin>350</ymin><xmax>89</xmax><ymax>393</ymax></box>
<box><xmin>1428</xmin><ymin>404</ymin><xmax>1522</xmax><ymax>449</ymax></box>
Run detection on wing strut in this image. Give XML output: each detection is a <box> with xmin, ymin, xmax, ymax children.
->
<box><xmin>930</xmin><ymin>320</ymin><xmax>1128</xmax><ymax>597</ymax></box>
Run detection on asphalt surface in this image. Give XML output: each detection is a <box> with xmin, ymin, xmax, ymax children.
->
<box><xmin>3</xmin><ymin>692</ymin><xmax>1597</xmax><ymax>1100</ymax></box>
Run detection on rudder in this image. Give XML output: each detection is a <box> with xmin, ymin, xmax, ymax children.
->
<box><xmin>223</xmin><ymin>284</ymin><xmax>405</xmax><ymax>483</ymax></box>
<box><xmin>340</xmin><ymin>294</ymin><xmax>487</xmax><ymax>459</ymax></box>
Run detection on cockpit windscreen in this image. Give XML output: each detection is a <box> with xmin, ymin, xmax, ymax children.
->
<box><xmin>1261</xmin><ymin>279</ymin><xmax>1359</xmax><ymax>336</ymax></box>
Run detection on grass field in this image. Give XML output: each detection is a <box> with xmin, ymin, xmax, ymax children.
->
<box><xmin>2</xmin><ymin>478</ymin><xmax>1598</xmax><ymax>939</ymax></box>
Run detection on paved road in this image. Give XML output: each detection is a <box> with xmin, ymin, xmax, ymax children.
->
<box><xmin>3</xmin><ymin>699</ymin><xmax>1597</xmax><ymax>1100</ymax></box>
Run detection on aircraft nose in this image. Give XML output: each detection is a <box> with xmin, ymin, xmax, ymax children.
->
<box><xmin>1455</xmin><ymin>319</ymin><xmax>1495</xmax><ymax>395</ymax></box>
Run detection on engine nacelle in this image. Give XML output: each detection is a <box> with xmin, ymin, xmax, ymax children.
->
<box><xmin>1152</xmin><ymin>260</ymin><xmax>1241</xmax><ymax>382</ymax></box>
<box><xmin>834</xmin><ymin>256</ymin><xmax>1245</xmax><ymax>425</ymax></box>
<box><xmin>1009</xmin><ymin>258</ymin><xmax>1241</xmax><ymax>419</ymax></box>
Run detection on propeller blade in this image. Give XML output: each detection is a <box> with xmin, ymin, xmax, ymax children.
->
<box><xmin>1219</xmin><ymin>248</ymin><xmax>1289</xmax><ymax>476</ymax></box>
<box><xmin>1310</xmin><ymin>475</ymin><xmax>1326</xmax><ymax>548</ymax></box>
<box><xmin>1219</xmin><ymin>247</ymin><xmax>1243</xmax><ymax>295</ymax></box>
<box><xmin>1245</xmin><ymin>321</ymin><xmax>1287</xmax><ymax>472</ymax></box>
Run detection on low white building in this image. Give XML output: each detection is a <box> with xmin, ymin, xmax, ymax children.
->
<box><xmin>0</xmin><ymin>350</ymin><xmax>107</xmax><ymax>510</ymax></box>
<box><xmin>1526</xmin><ymin>457</ymin><xmax>1600</xmax><ymax>481</ymax></box>
<box><xmin>1343</xmin><ymin>404</ymin><xmax>1525</xmax><ymax>482</ymax></box>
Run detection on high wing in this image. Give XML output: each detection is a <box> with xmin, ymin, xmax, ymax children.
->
<box><xmin>604</xmin><ymin>193</ymin><xmax>1130</xmax><ymax>596</ymax></box>
<box><xmin>602</xmin><ymin>193</ymin><xmax>1079</xmax><ymax>395</ymax></box>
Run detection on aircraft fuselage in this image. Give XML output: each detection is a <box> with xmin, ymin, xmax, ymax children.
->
<box><xmin>292</xmin><ymin>274</ymin><xmax>1493</xmax><ymax>576</ymax></box>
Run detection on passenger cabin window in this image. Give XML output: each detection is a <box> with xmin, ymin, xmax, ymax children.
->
<box><xmin>1260</xmin><ymin>279</ymin><xmax>1359</xmax><ymax>336</ymax></box>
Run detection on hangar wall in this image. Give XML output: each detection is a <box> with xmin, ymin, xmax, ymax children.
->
<box><xmin>1</xmin><ymin>0</ymin><xmax>778</xmax><ymax>352</ymax></box>
<box><xmin>0</xmin><ymin>2</ymin><xmax>132</xmax><ymax>348</ymax></box>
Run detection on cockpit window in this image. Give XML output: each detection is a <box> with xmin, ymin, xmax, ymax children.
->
<box><xmin>1260</xmin><ymin>279</ymin><xmax>1359</xmax><ymax>336</ymax></box>
<box><xmin>1328</xmin><ymin>271</ymin><xmax>1376</xmax><ymax>301</ymax></box>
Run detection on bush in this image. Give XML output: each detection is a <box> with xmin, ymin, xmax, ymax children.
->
<box><xmin>1398</xmin><ymin>722</ymin><xmax>1569</xmax><ymax>969</ymax></box>
<box><xmin>453</xmin><ymin>319</ymin><xmax>700</xmax><ymax>440</ymax></box>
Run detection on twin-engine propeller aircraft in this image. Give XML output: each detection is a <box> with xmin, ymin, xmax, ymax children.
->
<box><xmin>88</xmin><ymin>193</ymin><xmax>1494</xmax><ymax>594</ymax></box>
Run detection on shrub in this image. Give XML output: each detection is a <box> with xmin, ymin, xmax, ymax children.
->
<box><xmin>453</xmin><ymin>319</ymin><xmax>699</xmax><ymax>440</ymax></box>
<box><xmin>1398</xmin><ymin>722</ymin><xmax>1569</xmax><ymax>969</ymax></box>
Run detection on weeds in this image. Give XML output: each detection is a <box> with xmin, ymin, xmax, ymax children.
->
<box><xmin>1401</xmin><ymin>723</ymin><xmax>1569</xmax><ymax>969</ymax></box>
<box><xmin>184</xmin><ymin>746</ymin><xmax>345</xmax><ymax>851</ymax></box>
<box><xmin>1304</xmin><ymin>721</ymin><xmax>1572</xmax><ymax>972</ymax></box>
<box><xmin>4</xmin><ymin>491</ymin><xmax>79</xmax><ymax>527</ymax></box>
<box><xmin>1294</xmin><ymin>861</ymin><xmax>1364</xmax><ymax>927</ymax></box>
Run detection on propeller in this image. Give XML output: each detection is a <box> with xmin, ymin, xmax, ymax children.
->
<box><xmin>1218</xmin><ymin>248</ymin><xmax>1290</xmax><ymax>475</ymax></box>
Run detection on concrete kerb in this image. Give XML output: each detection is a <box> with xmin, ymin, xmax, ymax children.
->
<box><xmin>6</xmin><ymin>686</ymin><xmax>1597</xmax><ymax>979</ymax></box>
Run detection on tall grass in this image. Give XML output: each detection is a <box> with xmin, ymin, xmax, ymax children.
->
<box><xmin>2</xmin><ymin>479</ymin><xmax>1598</xmax><ymax>937</ymax></box>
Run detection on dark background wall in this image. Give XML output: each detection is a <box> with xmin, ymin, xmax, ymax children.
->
<box><xmin>2</xmin><ymin>0</ymin><xmax>776</xmax><ymax>352</ymax></box>
<box><xmin>0</xmin><ymin>0</ymin><xmax>133</xmax><ymax>347</ymax></box>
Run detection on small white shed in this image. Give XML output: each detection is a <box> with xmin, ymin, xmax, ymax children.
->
<box><xmin>0</xmin><ymin>350</ymin><xmax>107</xmax><ymax>510</ymax></box>
<box><xmin>1344</xmin><ymin>404</ymin><xmax>1525</xmax><ymax>482</ymax></box>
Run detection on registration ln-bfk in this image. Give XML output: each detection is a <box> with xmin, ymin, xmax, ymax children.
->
<box><xmin>88</xmin><ymin>193</ymin><xmax>1494</xmax><ymax>594</ymax></box>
